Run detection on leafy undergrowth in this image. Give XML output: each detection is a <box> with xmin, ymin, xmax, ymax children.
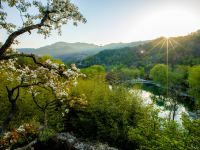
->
<box><xmin>0</xmin><ymin>123</ymin><xmax>39</xmax><ymax>150</ymax></box>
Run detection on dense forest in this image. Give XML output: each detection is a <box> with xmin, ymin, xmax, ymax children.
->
<box><xmin>0</xmin><ymin>0</ymin><xmax>200</xmax><ymax>150</ymax></box>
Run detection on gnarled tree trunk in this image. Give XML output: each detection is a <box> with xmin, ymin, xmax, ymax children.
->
<box><xmin>0</xmin><ymin>87</ymin><xmax>19</xmax><ymax>134</ymax></box>
<box><xmin>1</xmin><ymin>100</ymin><xmax>18</xmax><ymax>133</ymax></box>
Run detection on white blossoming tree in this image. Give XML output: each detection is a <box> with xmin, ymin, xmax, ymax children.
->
<box><xmin>0</xmin><ymin>55</ymin><xmax>86</xmax><ymax>133</ymax></box>
<box><xmin>0</xmin><ymin>0</ymin><xmax>86</xmax><ymax>58</ymax></box>
<box><xmin>0</xmin><ymin>0</ymin><xmax>87</xmax><ymax>135</ymax></box>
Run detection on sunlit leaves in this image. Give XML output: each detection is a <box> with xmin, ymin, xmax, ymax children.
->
<box><xmin>150</xmin><ymin>64</ymin><xmax>169</xmax><ymax>86</ymax></box>
<box><xmin>188</xmin><ymin>65</ymin><xmax>200</xmax><ymax>104</ymax></box>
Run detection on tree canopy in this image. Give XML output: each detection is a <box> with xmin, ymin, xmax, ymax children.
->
<box><xmin>150</xmin><ymin>64</ymin><xmax>169</xmax><ymax>86</ymax></box>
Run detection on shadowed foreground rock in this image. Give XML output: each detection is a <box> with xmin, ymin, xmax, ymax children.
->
<box><xmin>33</xmin><ymin>133</ymin><xmax>118</xmax><ymax>150</ymax></box>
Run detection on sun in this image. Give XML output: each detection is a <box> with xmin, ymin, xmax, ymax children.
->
<box><xmin>164</xmin><ymin>36</ymin><xmax>169</xmax><ymax>39</ymax></box>
<box><xmin>156</xmin><ymin>9</ymin><xmax>198</xmax><ymax>37</ymax></box>
<box><xmin>133</xmin><ymin>7</ymin><xmax>200</xmax><ymax>39</ymax></box>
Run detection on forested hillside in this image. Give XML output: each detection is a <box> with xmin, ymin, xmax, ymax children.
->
<box><xmin>80</xmin><ymin>30</ymin><xmax>200</xmax><ymax>69</ymax></box>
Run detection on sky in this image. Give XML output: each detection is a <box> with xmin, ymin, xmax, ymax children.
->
<box><xmin>1</xmin><ymin>0</ymin><xmax>200</xmax><ymax>48</ymax></box>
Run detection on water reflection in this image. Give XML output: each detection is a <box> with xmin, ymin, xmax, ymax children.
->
<box><xmin>130</xmin><ymin>89</ymin><xmax>189</xmax><ymax>124</ymax></box>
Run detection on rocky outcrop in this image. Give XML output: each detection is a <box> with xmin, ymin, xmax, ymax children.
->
<box><xmin>33</xmin><ymin>132</ymin><xmax>118</xmax><ymax>150</ymax></box>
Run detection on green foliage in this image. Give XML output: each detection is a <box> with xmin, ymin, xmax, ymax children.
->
<box><xmin>39</xmin><ymin>128</ymin><xmax>56</xmax><ymax>142</ymax></box>
<box><xmin>105</xmin><ymin>67</ymin><xmax>143</xmax><ymax>86</ymax></box>
<box><xmin>128</xmin><ymin>113</ymin><xmax>200</xmax><ymax>150</ymax></box>
<box><xmin>150</xmin><ymin>64</ymin><xmax>169</xmax><ymax>86</ymax></box>
<box><xmin>173</xmin><ymin>65</ymin><xmax>189</xmax><ymax>86</ymax></box>
<box><xmin>69</xmin><ymin>79</ymin><xmax>145</xmax><ymax>148</ymax></box>
<box><xmin>128</xmin><ymin>107</ymin><xmax>164</xmax><ymax>149</ymax></box>
<box><xmin>182</xmin><ymin>114</ymin><xmax>200</xmax><ymax>149</ymax></box>
<box><xmin>39</xmin><ymin>55</ymin><xmax>64</xmax><ymax>65</ymax></box>
<box><xmin>119</xmin><ymin>67</ymin><xmax>141</xmax><ymax>79</ymax></box>
<box><xmin>81</xmin><ymin>65</ymin><xmax>105</xmax><ymax>78</ymax></box>
<box><xmin>81</xmin><ymin>46</ymin><xmax>141</xmax><ymax>68</ymax></box>
<box><xmin>149</xmin><ymin>64</ymin><xmax>186</xmax><ymax>90</ymax></box>
<box><xmin>188</xmin><ymin>65</ymin><xmax>200</xmax><ymax>104</ymax></box>
<box><xmin>70</xmin><ymin>78</ymin><xmax>200</xmax><ymax>150</ymax></box>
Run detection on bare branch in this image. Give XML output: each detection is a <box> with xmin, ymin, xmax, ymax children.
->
<box><xmin>32</xmin><ymin>92</ymin><xmax>44</xmax><ymax>111</ymax></box>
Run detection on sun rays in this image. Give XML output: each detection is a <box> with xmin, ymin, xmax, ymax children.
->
<box><xmin>149</xmin><ymin>37</ymin><xmax>177</xmax><ymax>52</ymax></box>
<box><xmin>146</xmin><ymin>37</ymin><xmax>184</xmax><ymax>97</ymax></box>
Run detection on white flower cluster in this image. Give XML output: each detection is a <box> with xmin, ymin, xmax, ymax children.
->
<box><xmin>0</xmin><ymin>58</ymin><xmax>84</xmax><ymax>101</ymax></box>
<box><xmin>3</xmin><ymin>124</ymin><xmax>25</xmax><ymax>140</ymax></box>
<box><xmin>16</xmin><ymin>125</ymin><xmax>26</xmax><ymax>133</ymax></box>
<box><xmin>65</xmin><ymin>108</ymin><xmax>69</xmax><ymax>113</ymax></box>
<box><xmin>45</xmin><ymin>59</ymin><xmax>59</xmax><ymax>69</ymax></box>
<box><xmin>3</xmin><ymin>132</ymin><xmax>11</xmax><ymax>139</ymax></box>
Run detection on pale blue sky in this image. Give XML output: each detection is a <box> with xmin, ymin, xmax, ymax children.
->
<box><xmin>1</xmin><ymin>0</ymin><xmax>200</xmax><ymax>48</ymax></box>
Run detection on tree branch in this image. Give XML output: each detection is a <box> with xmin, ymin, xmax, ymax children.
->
<box><xmin>32</xmin><ymin>92</ymin><xmax>57</xmax><ymax>114</ymax></box>
<box><xmin>14</xmin><ymin>87</ymin><xmax>20</xmax><ymax>102</ymax></box>
<box><xmin>0</xmin><ymin>11</ymin><xmax>50</xmax><ymax>57</ymax></box>
<box><xmin>0</xmin><ymin>53</ymin><xmax>46</xmax><ymax>66</ymax></box>
<box><xmin>11</xmin><ymin>82</ymin><xmax>44</xmax><ymax>93</ymax></box>
<box><xmin>0</xmin><ymin>24</ymin><xmax>42</xmax><ymax>57</ymax></box>
<box><xmin>32</xmin><ymin>92</ymin><xmax>44</xmax><ymax>112</ymax></box>
<box><xmin>0</xmin><ymin>53</ymin><xmax>64</xmax><ymax>76</ymax></box>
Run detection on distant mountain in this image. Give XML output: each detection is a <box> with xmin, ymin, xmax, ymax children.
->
<box><xmin>102</xmin><ymin>42</ymin><xmax>146</xmax><ymax>50</ymax></box>
<box><xmin>18</xmin><ymin>48</ymin><xmax>36</xmax><ymax>53</ymax></box>
<box><xmin>18</xmin><ymin>42</ymin><xmax>99</xmax><ymax>56</ymax></box>
<box><xmin>18</xmin><ymin>41</ymin><xmax>147</xmax><ymax>63</ymax></box>
<box><xmin>80</xmin><ymin>30</ymin><xmax>200</xmax><ymax>69</ymax></box>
